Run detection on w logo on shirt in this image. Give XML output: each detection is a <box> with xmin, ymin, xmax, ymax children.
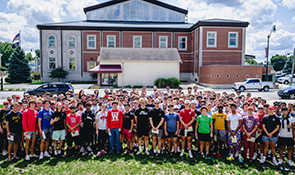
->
<box><xmin>112</xmin><ymin>112</ymin><xmax>119</xmax><ymax>121</ymax></box>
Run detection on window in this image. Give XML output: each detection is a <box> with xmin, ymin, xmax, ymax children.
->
<box><xmin>216</xmin><ymin>74</ymin><xmax>220</xmax><ymax>78</ymax></box>
<box><xmin>87</xmin><ymin>35</ymin><xmax>96</xmax><ymax>49</ymax></box>
<box><xmin>48</xmin><ymin>36</ymin><xmax>55</xmax><ymax>47</ymax></box>
<box><xmin>236</xmin><ymin>74</ymin><xmax>240</xmax><ymax>78</ymax></box>
<box><xmin>87</xmin><ymin>62</ymin><xmax>96</xmax><ymax>71</ymax></box>
<box><xmin>123</xmin><ymin>0</ymin><xmax>149</xmax><ymax>21</ymax></box>
<box><xmin>159</xmin><ymin>36</ymin><xmax>168</xmax><ymax>48</ymax></box>
<box><xmin>107</xmin><ymin>35</ymin><xmax>116</xmax><ymax>47</ymax></box>
<box><xmin>153</xmin><ymin>6</ymin><xmax>165</xmax><ymax>21</ymax></box>
<box><xmin>68</xmin><ymin>36</ymin><xmax>76</xmax><ymax>48</ymax></box>
<box><xmin>49</xmin><ymin>57</ymin><xmax>56</xmax><ymax>69</ymax></box>
<box><xmin>106</xmin><ymin>5</ymin><xmax>120</xmax><ymax>20</ymax></box>
<box><xmin>69</xmin><ymin>58</ymin><xmax>76</xmax><ymax>70</ymax></box>
<box><xmin>178</xmin><ymin>36</ymin><xmax>187</xmax><ymax>50</ymax></box>
<box><xmin>226</xmin><ymin>74</ymin><xmax>230</xmax><ymax>78</ymax></box>
<box><xmin>207</xmin><ymin>32</ymin><xmax>217</xmax><ymax>47</ymax></box>
<box><xmin>133</xmin><ymin>36</ymin><xmax>142</xmax><ymax>48</ymax></box>
<box><xmin>228</xmin><ymin>32</ymin><xmax>238</xmax><ymax>47</ymax></box>
<box><xmin>101</xmin><ymin>73</ymin><xmax>118</xmax><ymax>86</ymax></box>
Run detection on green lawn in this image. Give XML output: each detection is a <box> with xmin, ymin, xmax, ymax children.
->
<box><xmin>0</xmin><ymin>153</ymin><xmax>292</xmax><ymax>175</ymax></box>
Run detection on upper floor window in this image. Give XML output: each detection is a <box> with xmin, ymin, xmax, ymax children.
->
<box><xmin>178</xmin><ymin>36</ymin><xmax>187</xmax><ymax>51</ymax></box>
<box><xmin>107</xmin><ymin>35</ymin><xmax>116</xmax><ymax>47</ymax></box>
<box><xmin>207</xmin><ymin>32</ymin><xmax>217</xmax><ymax>48</ymax></box>
<box><xmin>48</xmin><ymin>35</ymin><xmax>55</xmax><ymax>47</ymax></box>
<box><xmin>87</xmin><ymin>35</ymin><xmax>96</xmax><ymax>49</ymax></box>
<box><xmin>228</xmin><ymin>32</ymin><xmax>238</xmax><ymax>48</ymax></box>
<box><xmin>69</xmin><ymin>58</ymin><xmax>76</xmax><ymax>70</ymax></box>
<box><xmin>133</xmin><ymin>36</ymin><xmax>142</xmax><ymax>48</ymax></box>
<box><xmin>68</xmin><ymin>36</ymin><xmax>76</xmax><ymax>48</ymax></box>
<box><xmin>159</xmin><ymin>36</ymin><xmax>168</xmax><ymax>48</ymax></box>
<box><xmin>153</xmin><ymin>6</ymin><xmax>165</xmax><ymax>21</ymax></box>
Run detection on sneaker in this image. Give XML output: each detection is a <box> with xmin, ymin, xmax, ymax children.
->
<box><xmin>288</xmin><ymin>160</ymin><xmax>294</xmax><ymax>166</ymax></box>
<box><xmin>25</xmin><ymin>155</ymin><xmax>30</xmax><ymax>161</ymax></box>
<box><xmin>206</xmin><ymin>153</ymin><xmax>211</xmax><ymax>159</ymax></box>
<box><xmin>136</xmin><ymin>150</ymin><xmax>142</xmax><ymax>155</ymax></box>
<box><xmin>101</xmin><ymin>150</ymin><xmax>107</xmax><ymax>154</ymax></box>
<box><xmin>272</xmin><ymin>157</ymin><xmax>279</xmax><ymax>166</ymax></box>
<box><xmin>212</xmin><ymin>152</ymin><xmax>217</xmax><ymax>156</ymax></box>
<box><xmin>39</xmin><ymin>153</ymin><xmax>44</xmax><ymax>160</ymax></box>
<box><xmin>30</xmin><ymin>154</ymin><xmax>38</xmax><ymax>158</ymax></box>
<box><xmin>217</xmin><ymin>153</ymin><xmax>221</xmax><ymax>157</ymax></box>
<box><xmin>80</xmin><ymin>147</ymin><xmax>85</xmax><ymax>153</ymax></box>
<box><xmin>13</xmin><ymin>156</ymin><xmax>20</xmax><ymax>160</ymax></box>
<box><xmin>235</xmin><ymin>152</ymin><xmax>239</xmax><ymax>158</ymax></box>
<box><xmin>260</xmin><ymin>156</ymin><xmax>266</xmax><ymax>164</ymax></box>
<box><xmin>97</xmin><ymin>151</ymin><xmax>101</xmax><ymax>156</ymax></box>
<box><xmin>44</xmin><ymin>151</ymin><xmax>51</xmax><ymax>158</ymax></box>
<box><xmin>2</xmin><ymin>150</ymin><xmax>7</xmax><ymax>156</ymax></box>
<box><xmin>82</xmin><ymin>152</ymin><xmax>88</xmax><ymax>156</ymax></box>
<box><xmin>278</xmin><ymin>159</ymin><xmax>283</xmax><ymax>165</ymax></box>
<box><xmin>189</xmin><ymin>152</ymin><xmax>193</xmax><ymax>159</ymax></box>
<box><xmin>252</xmin><ymin>153</ymin><xmax>258</xmax><ymax>160</ymax></box>
<box><xmin>7</xmin><ymin>157</ymin><xmax>12</xmax><ymax>162</ymax></box>
<box><xmin>145</xmin><ymin>150</ymin><xmax>150</xmax><ymax>155</ymax></box>
<box><xmin>180</xmin><ymin>152</ymin><xmax>184</xmax><ymax>157</ymax></box>
<box><xmin>87</xmin><ymin>146</ymin><xmax>92</xmax><ymax>152</ymax></box>
<box><xmin>238</xmin><ymin>158</ymin><xmax>243</xmax><ymax>163</ymax></box>
<box><xmin>227</xmin><ymin>156</ymin><xmax>235</xmax><ymax>161</ymax></box>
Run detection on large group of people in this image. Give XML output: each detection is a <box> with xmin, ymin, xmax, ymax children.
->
<box><xmin>0</xmin><ymin>86</ymin><xmax>295</xmax><ymax>168</ymax></box>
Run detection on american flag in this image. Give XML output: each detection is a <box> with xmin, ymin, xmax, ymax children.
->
<box><xmin>12</xmin><ymin>33</ymin><xmax>20</xmax><ymax>42</ymax></box>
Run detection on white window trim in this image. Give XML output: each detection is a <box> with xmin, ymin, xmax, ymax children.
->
<box><xmin>68</xmin><ymin>58</ymin><xmax>77</xmax><ymax>70</ymax></box>
<box><xmin>87</xmin><ymin>61</ymin><xmax>97</xmax><ymax>71</ymax></box>
<box><xmin>159</xmin><ymin>36</ymin><xmax>168</xmax><ymax>48</ymax></box>
<box><xmin>68</xmin><ymin>35</ymin><xmax>76</xmax><ymax>48</ymax></box>
<box><xmin>87</xmin><ymin>35</ymin><xmax>96</xmax><ymax>49</ymax></box>
<box><xmin>133</xmin><ymin>36</ymin><xmax>142</xmax><ymax>48</ymax></box>
<box><xmin>206</xmin><ymin>31</ymin><xmax>217</xmax><ymax>48</ymax></box>
<box><xmin>48</xmin><ymin>35</ymin><xmax>56</xmax><ymax>48</ymax></box>
<box><xmin>48</xmin><ymin>57</ymin><xmax>56</xmax><ymax>70</ymax></box>
<box><xmin>107</xmin><ymin>35</ymin><xmax>116</xmax><ymax>47</ymax></box>
<box><xmin>228</xmin><ymin>32</ymin><xmax>238</xmax><ymax>48</ymax></box>
<box><xmin>178</xmin><ymin>36</ymin><xmax>187</xmax><ymax>51</ymax></box>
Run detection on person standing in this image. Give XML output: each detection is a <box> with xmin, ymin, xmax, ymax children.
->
<box><xmin>164</xmin><ymin>104</ymin><xmax>179</xmax><ymax>156</ymax></box>
<box><xmin>66</xmin><ymin>105</ymin><xmax>81</xmax><ymax>155</ymax></box>
<box><xmin>95</xmin><ymin>104</ymin><xmax>108</xmax><ymax>156</ymax></box>
<box><xmin>0</xmin><ymin>101</ymin><xmax>10</xmax><ymax>156</ymax></box>
<box><xmin>122</xmin><ymin>104</ymin><xmax>134</xmax><ymax>155</ymax></box>
<box><xmin>81</xmin><ymin>103</ymin><xmax>95</xmax><ymax>155</ymax></box>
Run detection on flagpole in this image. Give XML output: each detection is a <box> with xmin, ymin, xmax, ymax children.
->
<box><xmin>19</xmin><ymin>30</ymin><xmax>21</xmax><ymax>48</ymax></box>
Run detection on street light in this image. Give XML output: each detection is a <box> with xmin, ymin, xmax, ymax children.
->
<box><xmin>266</xmin><ymin>25</ymin><xmax>276</xmax><ymax>81</ymax></box>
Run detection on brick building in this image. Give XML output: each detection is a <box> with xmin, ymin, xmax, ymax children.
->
<box><xmin>37</xmin><ymin>0</ymin><xmax>257</xmax><ymax>86</ymax></box>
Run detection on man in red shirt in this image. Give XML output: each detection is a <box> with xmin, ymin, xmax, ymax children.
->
<box><xmin>66</xmin><ymin>105</ymin><xmax>81</xmax><ymax>155</ymax></box>
<box><xmin>253</xmin><ymin>104</ymin><xmax>265</xmax><ymax>160</ymax></box>
<box><xmin>107</xmin><ymin>101</ymin><xmax>123</xmax><ymax>154</ymax></box>
<box><xmin>179</xmin><ymin>100</ymin><xmax>195</xmax><ymax>158</ymax></box>
<box><xmin>22</xmin><ymin>100</ymin><xmax>39</xmax><ymax>160</ymax></box>
<box><xmin>63</xmin><ymin>100</ymin><xmax>71</xmax><ymax>115</ymax></box>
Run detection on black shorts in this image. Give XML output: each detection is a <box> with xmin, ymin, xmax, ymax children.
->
<box><xmin>137</xmin><ymin>128</ymin><xmax>149</xmax><ymax>138</ymax></box>
<box><xmin>167</xmin><ymin>131</ymin><xmax>177</xmax><ymax>138</ymax></box>
<box><xmin>67</xmin><ymin>133</ymin><xmax>80</xmax><ymax>147</ymax></box>
<box><xmin>255</xmin><ymin>134</ymin><xmax>263</xmax><ymax>144</ymax></box>
<box><xmin>278</xmin><ymin>137</ymin><xmax>294</xmax><ymax>147</ymax></box>
<box><xmin>81</xmin><ymin>128</ymin><xmax>93</xmax><ymax>142</ymax></box>
<box><xmin>198</xmin><ymin>133</ymin><xmax>211</xmax><ymax>142</ymax></box>
<box><xmin>179</xmin><ymin>129</ymin><xmax>193</xmax><ymax>137</ymax></box>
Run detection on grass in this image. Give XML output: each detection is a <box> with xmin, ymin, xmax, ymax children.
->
<box><xmin>4</xmin><ymin>80</ymin><xmax>42</xmax><ymax>85</ymax></box>
<box><xmin>0</xmin><ymin>153</ymin><xmax>292</xmax><ymax>174</ymax></box>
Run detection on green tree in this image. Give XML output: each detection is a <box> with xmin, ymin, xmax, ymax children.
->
<box><xmin>270</xmin><ymin>54</ymin><xmax>286</xmax><ymax>71</ymax></box>
<box><xmin>8</xmin><ymin>46</ymin><xmax>31</xmax><ymax>83</ymax></box>
<box><xmin>26</xmin><ymin>52</ymin><xmax>34</xmax><ymax>61</ymax></box>
<box><xmin>34</xmin><ymin>49</ymin><xmax>40</xmax><ymax>58</ymax></box>
<box><xmin>283</xmin><ymin>56</ymin><xmax>294</xmax><ymax>73</ymax></box>
<box><xmin>49</xmin><ymin>67</ymin><xmax>69</xmax><ymax>82</ymax></box>
<box><xmin>245</xmin><ymin>58</ymin><xmax>257</xmax><ymax>65</ymax></box>
<box><xmin>0</xmin><ymin>42</ymin><xmax>14</xmax><ymax>67</ymax></box>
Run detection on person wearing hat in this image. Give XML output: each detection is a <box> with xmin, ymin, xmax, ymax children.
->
<box><xmin>212</xmin><ymin>103</ymin><xmax>227</xmax><ymax>157</ymax></box>
<box><xmin>67</xmin><ymin>105</ymin><xmax>81</xmax><ymax>155</ymax></box>
<box><xmin>179</xmin><ymin>100</ymin><xmax>195</xmax><ymax>158</ymax></box>
<box><xmin>260</xmin><ymin>105</ymin><xmax>281</xmax><ymax>165</ymax></box>
<box><xmin>107</xmin><ymin>101</ymin><xmax>123</xmax><ymax>154</ymax></box>
<box><xmin>81</xmin><ymin>103</ymin><xmax>95</xmax><ymax>155</ymax></box>
<box><xmin>90</xmin><ymin>98</ymin><xmax>99</xmax><ymax>114</ymax></box>
<box><xmin>0</xmin><ymin>101</ymin><xmax>10</xmax><ymax>156</ymax></box>
<box><xmin>195</xmin><ymin>106</ymin><xmax>213</xmax><ymax>159</ymax></box>
<box><xmin>252</xmin><ymin>105</ymin><xmax>266</xmax><ymax>161</ymax></box>
<box><xmin>242</xmin><ymin>106</ymin><xmax>258</xmax><ymax>162</ymax></box>
<box><xmin>277</xmin><ymin>107</ymin><xmax>295</xmax><ymax>166</ymax></box>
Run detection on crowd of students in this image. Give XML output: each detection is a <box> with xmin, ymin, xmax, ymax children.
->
<box><xmin>0</xmin><ymin>86</ymin><xmax>294</xmax><ymax>167</ymax></box>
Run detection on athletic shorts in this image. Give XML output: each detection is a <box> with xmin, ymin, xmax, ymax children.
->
<box><xmin>137</xmin><ymin>128</ymin><xmax>149</xmax><ymax>138</ymax></box>
<box><xmin>262</xmin><ymin>135</ymin><xmax>278</xmax><ymax>143</ymax></box>
<box><xmin>278</xmin><ymin>137</ymin><xmax>294</xmax><ymax>147</ymax></box>
<box><xmin>198</xmin><ymin>133</ymin><xmax>211</xmax><ymax>142</ymax></box>
<box><xmin>214</xmin><ymin>129</ymin><xmax>226</xmax><ymax>142</ymax></box>
<box><xmin>8</xmin><ymin>133</ymin><xmax>22</xmax><ymax>143</ymax></box>
<box><xmin>255</xmin><ymin>134</ymin><xmax>263</xmax><ymax>144</ymax></box>
<box><xmin>52</xmin><ymin>130</ymin><xmax>66</xmax><ymax>141</ymax></box>
<box><xmin>167</xmin><ymin>131</ymin><xmax>178</xmax><ymax>138</ymax></box>
<box><xmin>67</xmin><ymin>132</ymin><xmax>80</xmax><ymax>147</ymax></box>
<box><xmin>122</xmin><ymin>128</ymin><xmax>132</xmax><ymax>140</ymax></box>
<box><xmin>179</xmin><ymin>129</ymin><xmax>193</xmax><ymax>137</ymax></box>
<box><xmin>151</xmin><ymin>129</ymin><xmax>163</xmax><ymax>137</ymax></box>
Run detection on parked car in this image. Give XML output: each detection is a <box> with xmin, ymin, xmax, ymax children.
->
<box><xmin>232</xmin><ymin>78</ymin><xmax>274</xmax><ymax>92</ymax></box>
<box><xmin>277</xmin><ymin>74</ymin><xmax>295</xmax><ymax>85</ymax></box>
<box><xmin>277</xmin><ymin>84</ymin><xmax>295</xmax><ymax>99</ymax></box>
<box><xmin>275</xmin><ymin>73</ymin><xmax>286</xmax><ymax>82</ymax></box>
<box><xmin>24</xmin><ymin>82</ymin><xmax>74</xmax><ymax>96</ymax></box>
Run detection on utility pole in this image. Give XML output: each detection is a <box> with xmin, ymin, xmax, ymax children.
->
<box><xmin>291</xmin><ymin>48</ymin><xmax>295</xmax><ymax>85</ymax></box>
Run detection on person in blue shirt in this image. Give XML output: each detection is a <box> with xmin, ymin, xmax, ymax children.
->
<box><xmin>37</xmin><ymin>100</ymin><xmax>53</xmax><ymax>159</ymax></box>
<box><xmin>164</xmin><ymin>104</ymin><xmax>179</xmax><ymax>156</ymax></box>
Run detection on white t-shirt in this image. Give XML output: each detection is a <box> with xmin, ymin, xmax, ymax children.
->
<box><xmin>95</xmin><ymin>111</ymin><xmax>107</xmax><ymax>130</ymax></box>
<box><xmin>91</xmin><ymin>106</ymin><xmax>100</xmax><ymax>114</ymax></box>
<box><xmin>226</xmin><ymin>113</ymin><xmax>242</xmax><ymax>131</ymax></box>
<box><xmin>279</xmin><ymin>117</ymin><xmax>295</xmax><ymax>138</ymax></box>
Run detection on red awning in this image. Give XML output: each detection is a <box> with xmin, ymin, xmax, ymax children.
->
<box><xmin>89</xmin><ymin>64</ymin><xmax>122</xmax><ymax>73</ymax></box>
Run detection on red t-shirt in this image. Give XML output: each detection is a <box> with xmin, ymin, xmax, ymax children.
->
<box><xmin>66</xmin><ymin>113</ymin><xmax>81</xmax><ymax>132</ymax></box>
<box><xmin>22</xmin><ymin>109</ymin><xmax>38</xmax><ymax>132</ymax></box>
<box><xmin>179</xmin><ymin>108</ymin><xmax>195</xmax><ymax>129</ymax></box>
<box><xmin>254</xmin><ymin>113</ymin><xmax>265</xmax><ymax>129</ymax></box>
<box><xmin>107</xmin><ymin>109</ymin><xmax>123</xmax><ymax>129</ymax></box>
<box><xmin>64</xmin><ymin>108</ymin><xmax>71</xmax><ymax>115</ymax></box>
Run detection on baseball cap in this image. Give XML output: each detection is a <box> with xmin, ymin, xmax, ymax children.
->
<box><xmin>191</xmin><ymin>100</ymin><xmax>197</xmax><ymax>104</ymax></box>
<box><xmin>70</xmin><ymin>105</ymin><xmax>76</xmax><ymax>109</ymax></box>
<box><xmin>53</xmin><ymin>94</ymin><xmax>58</xmax><ymax>98</ymax></box>
<box><xmin>200</xmin><ymin>106</ymin><xmax>208</xmax><ymax>111</ymax></box>
<box><xmin>112</xmin><ymin>101</ymin><xmax>118</xmax><ymax>105</ymax></box>
<box><xmin>56</xmin><ymin>102</ymin><xmax>63</xmax><ymax>106</ymax></box>
<box><xmin>218</xmin><ymin>103</ymin><xmax>224</xmax><ymax>107</ymax></box>
<box><xmin>3</xmin><ymin>101</ymin><xmax>9</xmax><ymax>105</ymax></box>
<box><xmin>257</xmin><ymin>105</ymin><xmax>264</xmax><ymax>109</ymax></box>
<box><xmin>268</xmin><ymin>105</ymin><xmax>275</xmax><ymax>110</ymax></box>
<box><xmin>184</xmin><ymin>100</ymin><xmax>190</xmax><ymax>104</ymax></box>
<box><xmin>15</xmin><ymin>95</ymin><xmax>20</xmax><ymax>98</ymax></box>
<box><xmin>248</xmin><ymin>98</ymin><xmax>253</xmax><ymax>102</ymax></box>
<box><xmin>247</xmin><ymin>106</ymin><xmax>254</xmax><ymax>110</ymax></box>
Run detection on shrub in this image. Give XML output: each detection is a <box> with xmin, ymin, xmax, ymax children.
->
<box><xmin>5</xmin><ymin>77</ymin><xmax>10</xmax><ymax>83</ymax></box>
<box><xmin>49</xmin><ymin>67</ymin><xmax>69</xmax><ymax>81</ymax></box>
<box><xmin>31</xmin><ymin>71</ymin><xmax>40</xmax><ymax>80</ymax></box>
<box><xmin>15</xmin><ymin>88</ymin><xmax>20</xmax><ymax>91</ymax></box>
<box><xmin>8</xmin><ymin>88</ymin><xmax>14</xmax><ymax>91</ymax></box>
<box><xmin>0</xmin><ymin>66</ymin><xmax>7</xmax><ymax>71</ymax></box>
<box><xmin>90</xmin><ymin>73</ymin><xmax>97</xmax><ymax>80</ymax></box>
<box><xmin>154</xmin><ymin>78</ymin><xmax>167</xmax><ymax>88</ymax></box>
<box><xmin>133</xmin><ymin>85</ymin><xmax>143</xmax><ymax>88</ymax></box>
<box><xmin>166</xmin><ymin>77</ymin><xmax>181</xmax><ymax>88</ymax></box>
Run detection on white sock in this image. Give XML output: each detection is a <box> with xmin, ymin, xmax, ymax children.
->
<box><xmin>145</xmin><ymin>147</ymin><xmax>148</xmax><ymax>151</ymax></box>
<box><xmin>45</xmin><ymin>151</ymin><xmax>48</xmax><ymax>154</ymax></box>
<box><xmin>158</xmin><ymin>150</ymin><xmax>161</xmax><ymax>154</ymax></box>
<box><xmin>139</xmin><ymin>146</ymin><xmax>142</xmax><ymax>151</ymax></box>
<box><xmin>238</xmin><ymin>154</ymin><xmax>242</xmax><ymax>159</ymax></box>
<box><xmin>189</xmin><ymin>150</ymin><xmax>192</xmax><ymax>153</ymax></box>
<box><xmin>182</xmin><ymin>149</ymin><xmax>184</xmax><ymax>152</ymax></box>
<box><xmin>230</xmin><ymin>154</ymin><xmax>234</xmax><ymax>158</ymax></box>
<box><xmin>153</xmin><ymin>149</ymin><xmax>156</xmax><ymax>153</ymax></box>
<box><xmin>58</xmin><ymin>150</ymin><xmax>61</xmax><ymax>154</ymax></box>
<box><xmin>54</xmin><ymin>151</ymin><xmax>57</xmax><ymax>155</ymax></box>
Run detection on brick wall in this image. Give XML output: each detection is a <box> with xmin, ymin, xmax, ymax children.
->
<box><xmin>102</xmin><ymin>31</ymin><xmax>120</xmax><ymax>47</ymax></box>
<box><xmin>122</xmin><ymin>32</ymin><xmax>152</xmax><ymax>47</ymax></box>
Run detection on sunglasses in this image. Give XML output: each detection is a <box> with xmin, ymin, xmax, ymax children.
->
<box><xmin>154</xmin><ymin>103</ymin><xmax>159</xmax><ymax>104</ymax></box>
<box><xmin>3</xmin><ymin>104</ymin><xmax>8</xmax><ymax>105</ymax></box>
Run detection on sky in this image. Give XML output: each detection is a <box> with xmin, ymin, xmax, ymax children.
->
<box><xmin>0</xmin><ymin>0</ymin><xmax>295</xmax><ymax>62</ymax></box>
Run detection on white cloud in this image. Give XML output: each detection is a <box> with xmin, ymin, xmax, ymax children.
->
<box><xmin>281</xmin><ymin>0</ymin><xmax>295</xmax><ymax>10</ymax></box>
